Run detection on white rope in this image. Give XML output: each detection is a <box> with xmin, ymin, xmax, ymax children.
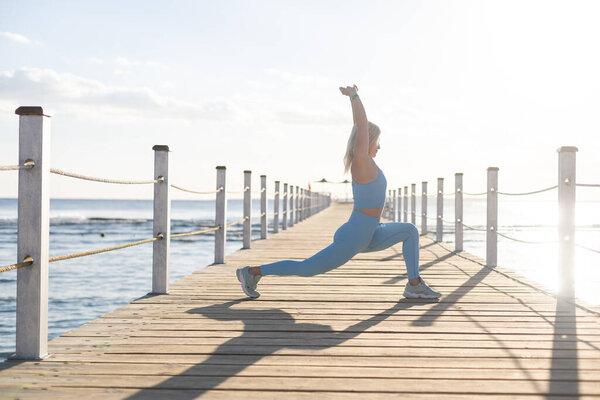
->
<box><xmin>227</xmin><ymin>186</ymin><xmax>250</xmax><ymax>194</ymax></box>
<box><xmin>51</xmin><ymin>168</ymin><xmax>161</xmax><ymax>185</ymax></box>
<box><xmin>575</xmin><ymin>243</ymin><xmax>600</xmax><ymax>254</ymax></box>
<box><xmin>171</xmin><ymin>226</ymin><xmax>221</xmax><ymax>238</ymax></box>
<box><xmin>461</xmin><ymin>222</ymin><xmax>487</xmax><ymax>232</ymax></box>
<box><xmin>171</xmin><ymin>184</ymin><xmax>222</xmax><ymax>195</ymax></box>
<box><xmin>0</xmin><ymin>165</ymin><xmax>33</xmax><ymax>171</ymax></box>
<box><xmin>577</xmin><ymin>183</ymin><xmax>600</xmax><ymax>188</ymax></box>
<box><xmin>496</xmin><ymin>231</ymin><xmax>558</xmax><ymax>244</ymax></box>
<box><xmin>225</xmin><ymin>217</ymin><xmax>248</xmax><ymax>227</ymax></box>
<box><xmin>49</xmin><ymin>234</ymin><xmax>162</xmax><ymax>262</ymax></box>
<box><xmin>462</xmin><ymin>191</ymin><xmax>487</xmax><ymax>196</ymax></box>
<box><xmin>498</xmin><ymin>185</ymin><xmax>558</xmax><ymax>196</ymax></box>
<box><xmin>0</xmin><ymin>257</ymin><xmax>33</xmax><ymax>273</ymax></box>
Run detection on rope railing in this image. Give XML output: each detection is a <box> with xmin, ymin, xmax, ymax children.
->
<box><xmin>576</xmin><ymin>183</ymin><xmax>600</xmax><ymax>188</ymax></box>
<box><xmin>48</xmin><ymin>234</ymin><xmax>163</xmax><ymax>263</ymax></box>
<box><xmin>50</xmin><ymin>168</ymin><xmax>161</xmax><ymax>185</ymax></box>
<box><xmin>445</xmin><ymin>185</ymin><xmax>559</xmax><ymax>197</ymax></box>
<box><xmin>0</xmin><ymin>257</ymin><xmax>33</xmax><ymax>273</ymax></box>
<box><xmin>1</xmin><ymin>226</ymin><xmax>227</xmax><ymax>271</ymax></box>
<box><xmin>575</xmin><ymin>243</ymin><xmax>600</xmax><ymax>254</ymax></box>
<box><xmin>0</xmin><ymin>164</ymin><xmax>34</xmax><ymax>171</ymax></box>
<box><xmin>227</xmin><ymin>186</ymin><xmax>250</xmax><ymax>194</ymax></box>
<box><xmin>460</xmin><ymin>191</ymin><xmax>487</xmax><ymax>196</ymax></box>
<box><xmin>497</xmin><ymin>185</ymin><xmax>558</xmax><ymax>196</ymax></box>
<box><xmin>170</xmin><ymin>184</ymin><xmax>223</xmax><ymax>195</ymax></box>
<box><xmin>461</xmin><ymin>222</ymin><xmax>487</xmax><ymax>232</ymax></box>
<box><xmin>441</xmin><ymin>184</ymin><xmax>568</xmax><ymax>197</ymax></box>
<box><xmin>495</xmin><ymin>231</ymin><xmax>557</xmax><ymax>244</ymax></box>
<box><xmin>419</xmin><ymin>212</ymin><xmax>600</xmax><ymax>251</ymax></box>
<box><xmin>225</xmin><ymin>216</ymin><xmax>248</xmax><ymax>227</ymax></box>
<box><xmin>171</xmin><ymin>226</ymin><xmax>221</xmax><ymax>238</ymax></box>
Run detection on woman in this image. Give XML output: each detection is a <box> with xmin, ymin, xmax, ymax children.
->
<box><xmin>236</xmin><ymin>85</ymin><xmax>441</xmax><ymax>300</ymax></box>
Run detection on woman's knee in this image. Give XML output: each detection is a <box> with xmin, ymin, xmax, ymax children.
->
<box><xmin>407</xmin><ymin>223</ymin><xmax>419</xmax><ymax>238</ymax></box>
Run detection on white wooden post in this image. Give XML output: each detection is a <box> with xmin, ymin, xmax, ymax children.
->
<box><xmin>305</xmin><ymin>188</ymin><xmax>308</xmax><ymax>219</ymax></box>
<box><xmin>390</xmin><ymin>189</ymin><xmax>395</xmax><ymax>221</ymax></box>
<box><xmin>455</xmin><ymin>173</ymin><xmax>463</xmax><ymax>252</ymax></box>
<box><xmin>391</xmin><ymin>189</ymin><xmax>394</xmax><ymax>220</ymax></box>
<box><xmin>214</xmin><ymin>166</ymin><xmax>227</xmax><ymax>264</ymax></box>
<box><xmin>288</xmin><ymin>183</ymin><xmax>295</xmax><ymax>228</ymax></box>
<box><xmin>298</xmin><ymin>187</ymin><xmax>302</xmax><ymax>219</ymax></box>
<box><xmin>308</xmin><ymin>189</ymin><xmax>312</xmax><ymax>217</ymax></box>
<box><xmin>404</xmin><ymin>185</ymin><xmax>408</xmax><ymax>222</ymax></box>
<box><xmin>282</xmin><ymin>183</ymin><xmax>288</xmax><ymax>230</ymax></box>
<box><xmin>558</xmin><ymin>146</ymin><xmax>577</xmax><ymax>299</ymax></box>
<box><xmin>297</xmin><ymin>186</ymin><xmax>301</xmax><ymax>222</ymax></box>
<box><xmin>152</xmin><ymin>145</ymin><xmax>170</xmax><ymax>294</ymax></box>
<box><xmin>273</xmin><ymin>181</ymin><xmax>280</xmax><ymax>233</ymax></box>
<box><xmin>411</xmin><ymin>183</ymin><xmax>416</xmax><ymax>225</ymax></box>
<box><xmin>304</xmin><ymin>189</ymin><xmax>310</xmax><ymax>219</ymax></box>
<box><xmin>386</xmin><ymin>190</ymin><xmax>390</xmax><ymax>220</ymax></box>
<box><xmin>397</xmin><ymin>188</ymin><xmax>402</xmax><ymax>222</ymax></box>
<box><xmin>436</xmin><ymin>177</ymin><xmax>443</xmax><ymax>242</ymax></box>
<box><xmin>297</xmin><ymin>187</ymin><xmax>301</xmax><ymax>220</ymax></box>
<box><xmin>14</xmin><ymin>106</ymin><xmax>50</xmax><ymax>360</ymax></box>
<box><xmin>421</xmin><ymin>182</ymin><xmax>428</xmax><ymax>235</ymax></box>
<box><xmin>260</xmin><ymin>174</ymin><xmax>267</xmax><ymax>239</ymax></box>
<box><xmin>243</xmin><ymin>170</ymin><xmax>251</xmax><ymax>249</ymax></box>
<box><xmin>487</xmin><ymin>167</ymin><xmax>499</xmax><ymax>267</ymax></box>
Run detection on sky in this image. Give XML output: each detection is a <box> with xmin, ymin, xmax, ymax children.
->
<box><xmin>1</xmin><ymin>0</ymin><xmax>599</xmax><ymax>200</ymax></box>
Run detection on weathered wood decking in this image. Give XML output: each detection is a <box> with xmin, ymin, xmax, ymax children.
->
<box><xmin>1</xmin><ymin>202</ymin><xmax>599</xmax><ymax>399</ymax></box>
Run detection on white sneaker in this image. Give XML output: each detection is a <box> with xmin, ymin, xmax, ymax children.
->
<box><xmin>236</xmin><ymin>266</ymin><xmax>261</xmax><ymax>298</ymax></box>
<box><xmin>403</xmin><ymin>278</ymin><xmax>441</xmax><ymax>299</ymax></box>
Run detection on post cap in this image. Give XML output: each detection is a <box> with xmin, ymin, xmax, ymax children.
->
<box><xmin>455</xmin><ymin>172</ymin><xmax>463</xmax><ymax>176</ymax></box>
<box><xmin>244</xmin><ymin>170</ymin><xmax>252</xmax><ymax>173</ymax></box>
<box><xmin>216</xmin><ymin>166</ymin><xmax>226</xmax><ymax>170</ymax></box>
<box><xmin>557</xmin><ymin>146</ymin><xmax>578</xmax><ymax>153</ymax></box>
<box><xmin>15</xmin><ymin>106</ymin><xmax>50</xmax><ymax>117</ymax></box>
<box><xmin>152</xmin><ymin>145</ymin><xmax>170</xmax><ymax>152</ymax></box>
<box><xmin>438</xmin><ymin>177</ymin><xmax>444</xmax><ymax>180</ymax></box>
<box><xmin>487</xmin><ymin>167</ymin><xmax>499</xmax><ymax>171</ymax></box>
<box><xmin>260</xmin><ymin>174</ymin><xmax>266</xmax><ymax>178</ymax></box>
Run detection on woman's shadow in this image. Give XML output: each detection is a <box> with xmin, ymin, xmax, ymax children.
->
<box><xmin>126</xmin><ymin>297</ymin><xmax>434</xmax><ymax>398</ymax></box>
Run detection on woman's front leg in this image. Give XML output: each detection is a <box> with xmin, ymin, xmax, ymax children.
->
<box><xmin>362</xmin><ymin>222</ymin><xmax>421</xmax><ymax>281</ymax></box>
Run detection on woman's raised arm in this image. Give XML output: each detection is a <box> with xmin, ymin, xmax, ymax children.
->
<box><xmin>340</xmin><ymin>85</ymin><xmax>369</xmax><ymax>161</ymax></box>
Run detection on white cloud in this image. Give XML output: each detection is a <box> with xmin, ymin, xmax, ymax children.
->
<box><xmin>88</xmin><ymin>57</ymin><xmax>103</xmax><ymax>64</ymax></box>
<box><xmin>0</xmin><ymin>31</ymin><xmax>32</xmax><ymax>44</ymax></box>
<box><xmin>0</xmin><ymin>67</ymin><xmax>237</xmax><ymax>121</ymax></box>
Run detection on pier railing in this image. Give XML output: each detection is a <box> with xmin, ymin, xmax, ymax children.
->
<box><xmin>0</xmin><ymin>106</ymin><xmax>331</xmax><ymax>360</ymax></box>
<box><xmin>383</xmin><ymin>146</ymin><xmax>599</xmax><ymax>301</ymax></box>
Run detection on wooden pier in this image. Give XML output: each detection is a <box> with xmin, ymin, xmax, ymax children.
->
<box><xmin>1</xmin><ymin>201</ymin><xmax>599</xmax><ymax>399</ymax></box>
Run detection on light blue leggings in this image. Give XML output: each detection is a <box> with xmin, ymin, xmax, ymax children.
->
<box><xmin>260</xmin><ymin>210</ymin><xmax>420</xmax><ymax>279</ymax></box>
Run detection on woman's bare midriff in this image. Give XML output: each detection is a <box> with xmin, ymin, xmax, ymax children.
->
<box><xmin>355</xmin><ymin>207</ymin><xmax>383</xmax><ymax>218</ymax></box>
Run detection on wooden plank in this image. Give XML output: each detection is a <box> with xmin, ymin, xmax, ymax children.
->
<box><xmin>2</xmin><ymin>375</ymin><xmax>600</xmax><ymax>395</ymax></box>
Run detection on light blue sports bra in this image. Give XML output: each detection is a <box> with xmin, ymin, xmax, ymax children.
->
<box><xmin>352</xmin><ymin>165</ymin><xmax>387</xmax><ymax>209</ymax></box>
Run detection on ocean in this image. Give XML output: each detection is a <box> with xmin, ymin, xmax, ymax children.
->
<box><xmin>1</xmin><ymin>197</ymin><xmax>599</xmax><ymax>359</ymax></box>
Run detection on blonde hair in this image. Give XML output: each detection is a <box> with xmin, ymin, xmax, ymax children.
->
<box><xmin>343</xmin><ymin>122</ymin><xmax>381</xmax><ymax>174</ymax></box>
